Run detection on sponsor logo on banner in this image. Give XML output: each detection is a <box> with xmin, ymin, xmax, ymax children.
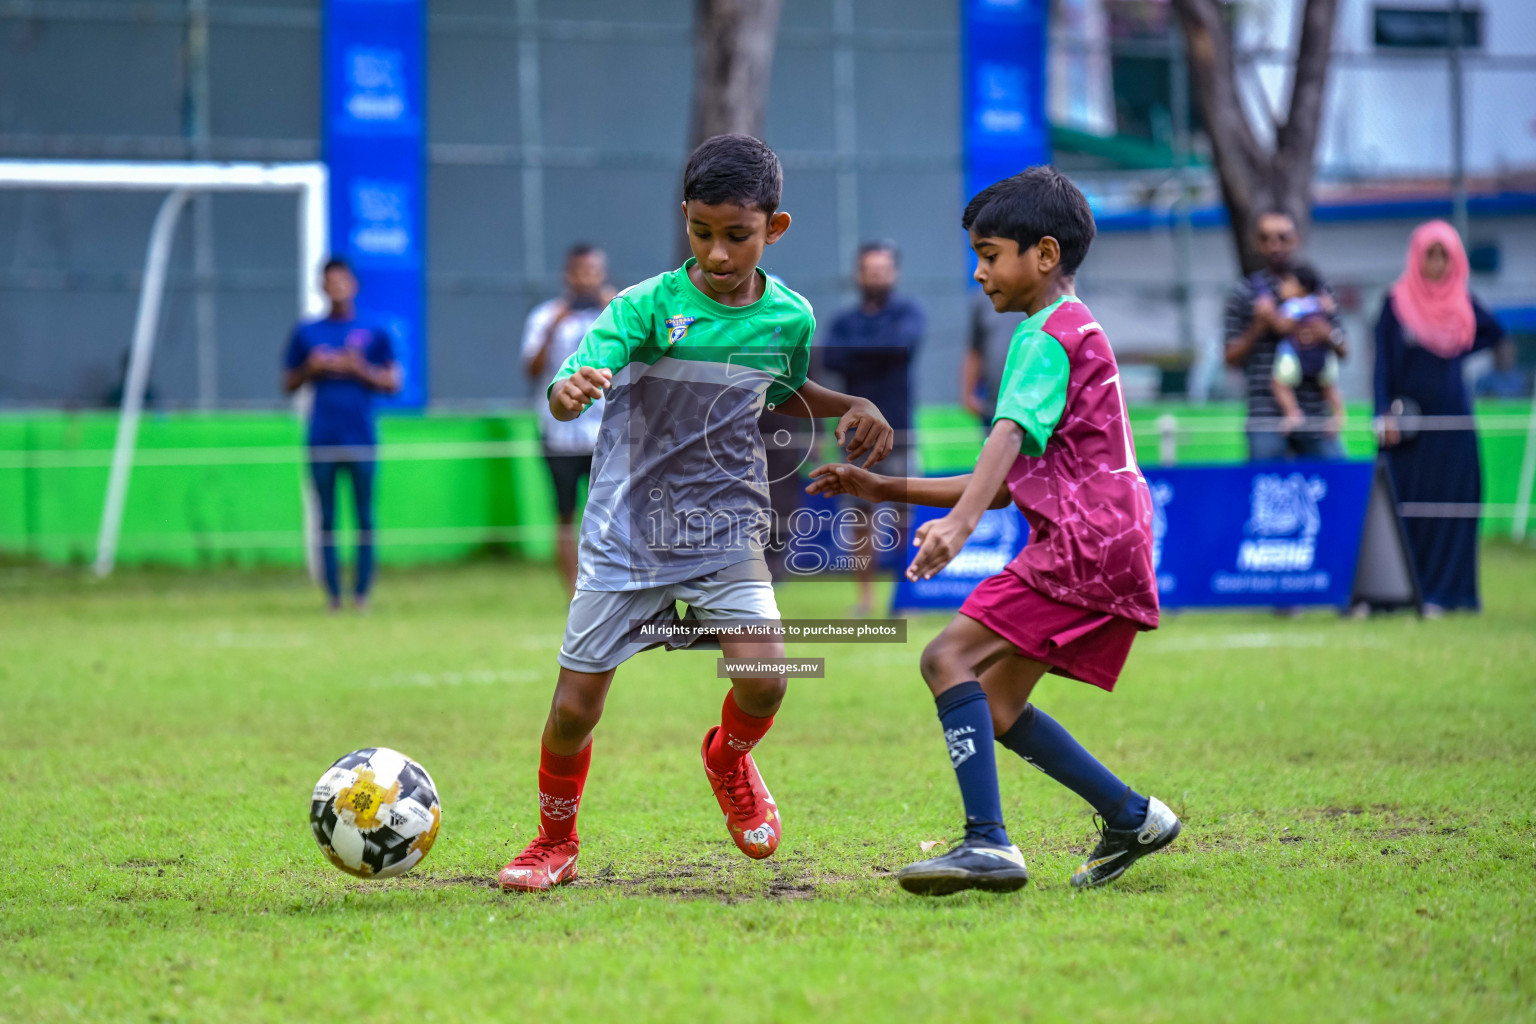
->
<box><xmin>345</xmin><ymin>46</ymin><xmax>407</xmax><ymax>123</ymax></box>
<box><xmin>945</xmin><ymin>507</ymin><xmax>1021</xmax><ymax>577</ymax></box>
<box><xmin>1149</xmin><ymin>479</ymin><xmax>1175</xmax><ymax>592</ymax></box>
<box><xmin>890</xmin><ymin>503</ymin><xmax>1026</xmax><ymax>609</ymax></box>
<box><xmin>975</xmin><ymin>62</ymin><xmax>1029</xmax><ymax>135</ymax></box>
<box><xmin>1238</xmin><ymin>473</ymin><xmax>1327</xmax><ymax>572</ymax></box>
<box><xmin>350</xmin><ymin>180</ymin><xmax>412</xmax><ymax>257</ymax></box>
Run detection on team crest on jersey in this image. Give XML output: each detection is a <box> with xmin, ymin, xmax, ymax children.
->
<box><xmin>665</xmin><ymin>315</ymin><xmax>696</xmax><ymax>344</ymax></box>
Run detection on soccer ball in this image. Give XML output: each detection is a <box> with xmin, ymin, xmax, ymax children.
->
<box><xmin>309</xmin><ymin>747</ymin><xmax>442</xmax><ymax>879</ymax></box>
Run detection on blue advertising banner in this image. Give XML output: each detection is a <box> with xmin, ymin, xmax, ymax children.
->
<box><xmin>1148</xmin><ymin>461</ymin><xmax>1375</xmax><ymax>608</ymax></box>
<box><xmin>891</xmin><ymin>503</ymin><xmax>1028</xmax><ymax>611</ymax></box>
<box><xmin>961</xmin><ymin>0</ymin><xmax>1051</xmax><ymax>205</ymax></box>
<box><xmin>324</xmin><ymin>0</ymin><xmax>426</xmax><ymax>408</ymax></box>
<box><xmin>888</xmin><ymin>461</ymin><xmax>1377</xmax><ymax>613</ymax></box>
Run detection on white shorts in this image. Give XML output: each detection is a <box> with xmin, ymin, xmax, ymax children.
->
<box><xmin>557</xmin><ymin>561</ymin><xmax>781</xmax><ymax>674</ymax></box>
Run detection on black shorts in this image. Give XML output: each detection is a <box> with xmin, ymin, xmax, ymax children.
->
<box><xmin>544</xmin><ymin>451</ymin><xmax>592</xmax><ymax>519</ymax></box>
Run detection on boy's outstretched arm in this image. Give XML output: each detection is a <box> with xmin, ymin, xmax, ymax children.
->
<box><xmin>806</xmin><ymin>463</ymin><xmax>1011</xmax><ymax>511</ymax></box>
<box><xmin>776</xmin><ymin>379</ymin><xmax>894</xmax><ymax>468</ymax></box>
<box><xmin>907</xmin><ymin>419</ymin><xmax>1024</xmax><ymax>581</ymax></box>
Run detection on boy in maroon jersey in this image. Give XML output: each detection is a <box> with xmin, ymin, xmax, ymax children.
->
<box><xmin>809</xmin><ymin>166</ymin><xmax>1180</xmax><ymax>894</ymax></box>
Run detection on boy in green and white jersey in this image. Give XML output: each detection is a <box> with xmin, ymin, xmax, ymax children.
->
<box><xmin>498</xmin><ymin>134</ymin><xmax>893</xmax><ymax>891</ymax></box>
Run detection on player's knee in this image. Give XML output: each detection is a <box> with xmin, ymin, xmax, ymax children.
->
<box><xmin>732</xmin><ymin>675</ymin><xmax>786</xmax><ymax>714</ymax></box>
<box><xmin>547</xmin><ymin>689</ymin><xmax>602</xmax><ymax>741</ymax></box>
<box><xmin>919</xmin><ymin>638</ymin><xmax>955</xmax><ymax>687</ymax></box>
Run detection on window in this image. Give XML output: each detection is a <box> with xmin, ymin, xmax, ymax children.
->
<box><xmin>1373</xmin><ymin>7</ymin><xmax>1483</xmax><ymax>50</ymax></box>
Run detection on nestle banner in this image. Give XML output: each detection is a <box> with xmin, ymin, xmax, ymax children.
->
<box><xmin>1149</xmin><ymin>461</ymin><xmax>1375</xmax><ymax>607</ymax></box>
<box><xmin>889</xmin><ymin>461</ymin><xmax>1376</xmax><ymax>612</ymax></box>
<box><xmin>324</xmin><ymin>0</ymin><xmax>426</xmax><ymax>408</ymax></box>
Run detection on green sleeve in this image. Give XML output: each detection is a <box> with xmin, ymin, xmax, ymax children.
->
<box><xmin>992</xmin><ymin>328</ymin><xmax>1069</xmax><ymax>456</ymax></box>
<box><xmin>546</xmin><ymin>294</ymin><xmax>649</xmax><ymax>399</ymax></box>
<box><xmin>764</xmin><ymin>314</ymin><xmax>813</xmax><ymax>408</ymax></box>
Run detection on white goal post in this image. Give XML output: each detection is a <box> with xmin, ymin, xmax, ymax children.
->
<box><xmin>0</xmin><ymin>160</ymin><xmax>329</xmax><ymax>576</ymax></box>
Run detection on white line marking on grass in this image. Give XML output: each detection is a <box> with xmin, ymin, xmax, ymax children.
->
<box><xmin>374</xmin><ymin>668</ymin><xmax>545</xmax><ymax>688</ymax></box>
<box><xmin>179</xmin><ymin>631</ymin><xmax>313</xmax><ymax>649</ymax></box>
<box><xmin>1142</xmin><ymin>632</ymin><xmax>1383</xmax><ymax>653</ymax></box>
<box><xmin>512</xmin><ymin>633</ymin><xmax>563</xmax><ymax>649</ymax></box>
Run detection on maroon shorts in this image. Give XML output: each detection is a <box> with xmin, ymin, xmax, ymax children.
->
<box><xmin>959</xmin><ymin>570</ymin><xmax>1143</xmax><ymax>692</ymax></box>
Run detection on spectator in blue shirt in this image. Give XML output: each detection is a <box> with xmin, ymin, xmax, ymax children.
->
<box><xmin>282</xmin><ymin>258</ymin><xmax>400</xmax><ymax>611</ymax></box>
<box><xmin>822</xmin><ymin>241</ymin><xmax>924</xmax><ymax>613</ymax></box>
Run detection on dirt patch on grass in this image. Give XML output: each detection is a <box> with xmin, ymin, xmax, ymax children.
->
<box><xmin>576</xmin><ymin>861</ymin><xmax>875</xmax><ymax>902</ymax></box>
<box><xmin>1165</xmin><ymin>808</ymin><xmax>1476</xmax><ymax>856</ymax></box>
<box><xmin>353</xmin><ymin>860</ymin><xmax>879</xmax><ymax>902</ymax></box>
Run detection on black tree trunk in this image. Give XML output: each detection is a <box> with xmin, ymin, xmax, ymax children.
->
<box><xmin>1170</xmin><ymin>0</ymin><xmax>1338</xmax><ymax>273</ymax></box>
<box><xmin>677</xmin><ymin>0</ymin><xmax>784</xmax><ymax>260</ymax></box>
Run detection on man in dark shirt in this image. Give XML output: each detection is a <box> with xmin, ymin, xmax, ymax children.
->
<box><xmin>1223</xmin><ymin>210</ymin><xmax>1347</xmax><ymax>460</ymax></box>
<box><xmin>822</xmin><ymin>241</ymin><xmax>923</xmax><ymax>613</ymax></box>
<box><xmin>283</xmin><ymin>258</ymin><xmax>401</xmax><ymax>611</ymax></box>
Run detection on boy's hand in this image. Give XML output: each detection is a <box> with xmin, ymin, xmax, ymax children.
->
<box><xmin>551</xmin><ymin>366</ymin><xmax>612</xmax><ymax>419</ymax></box>
<box><xmin>835</xmin><ymin>398</ymin><xmax>894</xmax><ymax>468</ymax></box>
<box><xmin>806</xmin><ymin>463</ymin><xmax>885</xmax><ymax>502</ymax></box>
<box><xmin>1325</xmin><ymin>411</ymin><xmax>1346</xmax><ymax>438</ymax></box>
<box><xmin>906</xmin><ymin>512</ymin><xmax>974</xmax><ymax>581</ymax></box>
<box><xmin>1280</xmin><ymin>411</ymin><xmax>1304</xmax><ymax>435</ymax></box>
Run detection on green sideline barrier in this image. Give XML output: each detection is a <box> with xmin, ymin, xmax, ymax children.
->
<box><xmin>1</xmin><ymin>401</ymin><xmax>1530</xmax><ymax>568</ymax></box>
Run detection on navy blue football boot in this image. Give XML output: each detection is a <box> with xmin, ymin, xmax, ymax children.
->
<box><xmin>897</xmin><ymin>837</ymin><xmax>1029</xmax><ymax>896</ymax></box>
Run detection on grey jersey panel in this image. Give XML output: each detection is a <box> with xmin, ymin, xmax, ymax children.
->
<box><xmin>577</xmin><ymin>355</ymin><xmax>778</xmax><ymax>591</ymax></box>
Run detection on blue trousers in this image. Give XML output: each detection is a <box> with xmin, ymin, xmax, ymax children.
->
<box><xmin>310</xmin><ymin>454</ymin><xmax>376</xmax><ymax>601</ymax></box>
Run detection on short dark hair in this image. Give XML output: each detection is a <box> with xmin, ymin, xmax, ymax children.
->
<box><xmin>1254</xmin><ymin>208</ymin><xmax>1296</xmax><ymax>232</ymax></box>
<box><xmin>858</xmin><ymin>239</ymin><xmax>900</xmax><ymax>266</ymax></box>
<box><xmin>961</xmin><ymin>166</ymin><xmax>1096</xmax><ymax>275</ymax></box>
<box><xmin>683</xmin><ymin>134</ymin><xmax>783</xmax><ymax>215</ymax></box>
<box><xmin>1290</xmin><ymin>263</ymin><xmax>1321</xmax><ymax>293</ymax></box>
<box><xmin>565</xmin><ymin>242</ymin><xmax>601</xmax><ymax>264</ymax></box>
<box><xmin>322</xmin><ymin>256</ymin><xmax>352</xmax><ymax>275</ymax></box>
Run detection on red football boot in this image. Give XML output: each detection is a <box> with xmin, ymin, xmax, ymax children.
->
<box><xmin>497</xmin><ymin>834</ymin><xmax>580</xmax><ymax>892</ymax></box>
<box><xmin>701</xmin><ymin>726</ymin><xmax>781</xmax><ymax>859</ymax></box>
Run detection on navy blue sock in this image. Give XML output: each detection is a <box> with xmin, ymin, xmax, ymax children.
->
<box><xmin>997</xmin><ymin>705</ymin><xmax>1149</xmax><ymax>831</ymax></box>
<box><xmin>934</xmin><ymin>681</ymin><xmax>1010</xmax><ymax>847</ymax></box>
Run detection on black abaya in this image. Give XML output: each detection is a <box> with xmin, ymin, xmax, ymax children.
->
<box><xmin>1373</xmin><ymin>294</ymin><xmax>1504</xmax><ymax>610</ymax></box>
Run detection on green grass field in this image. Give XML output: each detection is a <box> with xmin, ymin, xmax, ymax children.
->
<box><xmin>3</xmin><ymin>548</ymin><xmax>1534</xmax><ymax>1023</ymax></box>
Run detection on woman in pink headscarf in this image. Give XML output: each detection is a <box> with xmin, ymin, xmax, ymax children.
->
<box><xmin>1374</xmin><ymin>220</ymin><xmax>1504</xmax><ymax>615</ymax></box>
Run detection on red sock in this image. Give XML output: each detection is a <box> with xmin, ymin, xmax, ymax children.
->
<box><xmin>706</xmin><ymin>690</ymin><xmax>775</xmax><ymax>774</ymax></box>
<box><xmin>537</xmin><ymin>742</ymin><xmax>591</xmax><ymax>843</ymax></box>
